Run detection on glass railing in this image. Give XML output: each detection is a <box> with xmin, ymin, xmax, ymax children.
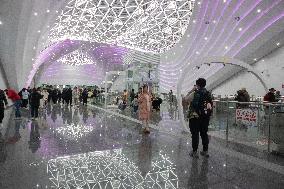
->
<box><xmin>207</xmin><ymin>100</ymin><xmax>284</xmax><ymax>155</ymax></box>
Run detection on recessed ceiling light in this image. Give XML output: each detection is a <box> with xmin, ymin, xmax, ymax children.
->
<box><xmin>254</xmin><ymin>58</ymin><xmax>257</xmax><ymax>61</ymax></box>
<box><xmin>276</xmin><ymin>42</ymin><xmax>280</xmax><ymax>46</ymax></box>
<box><xmin>197</xmin><ymin>1</ymin><xmax>201</xmax><ymax>5</ymax></box>
<box><xmin>46</xmin><ymin>9</ymin><xmax>50</xmax><ymax>13</ymax></box>
<box><xmin>196</xmin><ymin>51</ymin><xmax>200</xmax><ymax>55</ymax></box>
<box><xmin>213</xmin><ymin>20</ymin><xmax>216</xmax><ymax>24</ymax></box>
<box><xmin>225</xmin><ymin>46</ymin><xmax>228</xmax><ymax>49</ymax></box>
<box><xmin>262</xmin><ymin>59</ymin><xmax>264</xmax><ymax>62</ymax></box>
<box><xmin>223</xmin><ymin>0</ymin><xmax>227</xmax><ymax>3</ymax></box>
<box><xmin>0</xmin><ymin>21</ymin><xmax>3</xmax><ymax>25</ymax></box>
<box><xmin>257</xmin><ymin>9</ymin><xmax>261</xmax><ymax>13</ymax></box>
<box><xmin>238</xmin><ymin>27</ymin><xmax>242</xmax><ymax>31</ymax></box>
<box><xmin>193</xmin><ymin>20</ymin><xmax>196</xmax><ymax>23</ymax></box>
<box><xmin>204</xmin><ymin>37</ymin><xmax>208</xmax><ymax>40</ymax></box>
<box><xmin>34</xmin><ymin>12</ymin><xmax>38</xmax><ymax>16</ymax></box>
<box><xmin>37</xmin><ymin>30</ymin><xmax>41</xmax><ymax>33</ymax></box>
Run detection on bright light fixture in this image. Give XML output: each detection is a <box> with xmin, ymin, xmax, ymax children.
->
<box><xmin>238</xmin><ymin>27</ymin><xmax>242</xmax><ymax>31</ymax></box>
<box><xmin>0</xmin><ymin>21</ymin><xmax>2</xmax><ymax>25</ymax></box>
<box><xmin>257</xmin><ymin>9</ymin><xmax>261</xmax><ymax>13</ymax></box>
<box><xmin>276</xmin><ymin>42</ymin><xmax>280</xmax><ymax>46</ymax></box>
<box><xmin>58</xmin><ymin>50</ymin><xmax>94</xmax><ymax>66</ymax></box>
<box><xmin>34</xmin><ymin>12</ymin><xmax>38</xmax><ymax>16</ymax></box>
<box><xmin>48</xmin><ymin>0</ymin><xmax>195</xmax><ymax>53</ymax></box>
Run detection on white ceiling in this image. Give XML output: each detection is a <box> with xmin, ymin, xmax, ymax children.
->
<box><xmin>0</xmin><ymin>0</ymin><xmax>284</xmax><ymax>91</ymax></box>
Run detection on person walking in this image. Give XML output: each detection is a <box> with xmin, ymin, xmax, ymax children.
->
<box><xmin>30</xmin><ymin>88</ymin><xmax>43</xmax><ymax>120</ymax></box>
<box><xmin>138</xmin><ymin>85</ymin><xmax>152</xmax><ymax>134</ymax></box>
<box><xmin>188</xmin><ymin>78</ymin><xmax>212</xmax><ymax>158</ymax></box>
<box><xmin>0</xmin><ymin>89</ymin><xmax>8</xmax><ymax>128</ymax></box>
<box><xmin>5</xmin><ymin>89</ymin><xmax>22</xmax><ymax>119</ymax></box>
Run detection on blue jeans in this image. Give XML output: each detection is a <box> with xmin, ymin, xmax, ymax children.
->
<box><xmin>14</xmin><ymin>100</ymin><xmax>22</xmax><ymax>118</ymax></box>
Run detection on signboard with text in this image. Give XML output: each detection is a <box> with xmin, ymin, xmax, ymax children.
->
<box><xmin>236</xmin><ymin>109</ymin><xmax>258</xmax><ymax>127</ymax></box>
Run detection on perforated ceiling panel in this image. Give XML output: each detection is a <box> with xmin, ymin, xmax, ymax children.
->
<box><xmin>48</xmin><ymin>0</ymin><xmax>195</xmax><ymax>53</ymax></box>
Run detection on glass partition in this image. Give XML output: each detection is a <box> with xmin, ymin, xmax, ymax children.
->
<box><xmin>208</xmin><ymin>101</ymin><xmax>283</xmax><ymax>154</ymax></box>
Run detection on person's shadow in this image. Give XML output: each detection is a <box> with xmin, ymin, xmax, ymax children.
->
<box><xmin>0</xmin><ymin>131</ymin><xmax>7</xmax><ymax>163</ymax></box>
<box><xmin>137</xmin><ymin>135</ymin><xmax>153</xmax><ymax>178</ymax></box>
<box><xmin>28</xmin><ymin>121</ymin><xmax>41</xmax><ymax>153</ymax></box>
<box><xmin>188</xmin><ymin>158</ymin><xmax>209</xmax><ymax>189</ymax></box>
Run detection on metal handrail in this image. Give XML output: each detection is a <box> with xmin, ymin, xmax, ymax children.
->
<box><xmin>213</xmin><ymin>100</ymin><xmax>284</xmax><ymax>106</ymax></box>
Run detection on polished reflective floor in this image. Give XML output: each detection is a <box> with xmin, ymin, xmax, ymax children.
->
<box><xmin>0</xmin><ymin>104</ymin><xmax>283</xmax><ymax>189</ymax></box>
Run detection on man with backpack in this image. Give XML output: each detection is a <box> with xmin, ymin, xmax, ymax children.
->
<box><xmin>188</xmin><ymin>78</ymin><xmax>212</xmax><ymax>158</ymax></box>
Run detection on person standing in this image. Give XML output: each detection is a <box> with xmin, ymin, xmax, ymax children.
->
<box><xmin>130</xmin><ymin>89</ymin><xmax>135</xmax><ymax>104</ymax></box>
<box><xmin>57</xmin><ymin>89</ymin><xmax>62</xmax><ymax>104</ymax></box>
<box><xmin>51</xmin><ymin>88</ymin><xmax>58</xmax><ymax>104</ymax></box>
<box><xmin>0</xmin><ymin>89</ymin><xmax>8</xmax><ymax>128</ymax></box>
<box><xmin>66</xmin><ymin>87</ymin><xmax>73</xmax><ymax>106</ymax></box>
<box><xmin>264</xmin><ymin>88</ymin><xmax>277</xmax><ymax>102</ymax></box>
<box><xmin>21</xmin><ymin>88</ymin><xmax>30</xmax><ymax>109</ymax></box>
<box><xmin>93</xmin><ymin>88</ymin><xmax>98</xmax><ymax>104</ymax></box>
<box><xmin>138</xmin><ymin>85</ymin><xmax>152</xmax><ymax>134</ymax></box>
<box><xmin>73</xmin><ymin>87</ymin><xmax>79</xmax><ymax>106</ymax></box>
<box><xmin>82</xmin><ymin>88</ymin><xmax>88</xmax><ymax>106</ymax></box>
<box><xmin>30</xmin><ymin>88</ymin><xmax>43</xmax><ymax>120</ymax></box>
<box><xmin>188</xmin><ymin>78</ymin><xmax>212</xmax><ymax>158</ymax></box>
<box><xmin>169</xmin><ymin>89</ymin><xmax>174</xmax><ymax>106</ymax></box>
<box><xmin>5</xmin><ymin>89</ymin><xmax>22</xmax><ymax>119</ymax></box>
<box><xmin>40</xmin><ymin>89</ymin><xmax>49</xmax><ymax>108</ymax></box>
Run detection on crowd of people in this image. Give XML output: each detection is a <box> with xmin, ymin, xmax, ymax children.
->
<box><xmin>233</xmin><ymin>87</ymin><xmax>283</xmax><ymax>108</ymax></box>
<box><xmin>0</xmin><ymin>86</ymin><xmax>102</xmax><ymax>127</ymax></box>
<box><xmin>1</xmin><ymin>80</ymin><xmax>283</xmax><ymax>158</ymax></box>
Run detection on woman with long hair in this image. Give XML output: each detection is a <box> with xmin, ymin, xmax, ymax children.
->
<box><xmin>138</xmin><ymin>85</ymin><xmax>152</xmax><ymax>134</ymax></box>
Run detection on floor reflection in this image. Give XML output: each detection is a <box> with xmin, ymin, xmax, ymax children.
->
<box><xmin>47</xmin><ymin>148</ymin><xmax>179</xmax><ymax>189</ymax></box>
<box><xmin>0</xmin><ymin>104</ymin><xmax>283</xmax><ymax>189</ymax></box>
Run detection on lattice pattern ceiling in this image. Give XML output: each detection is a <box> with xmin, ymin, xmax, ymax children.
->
<box><xmin>48</xmin><ymin>0</ymin><xmax>195</xmax><ymax>53</ymax></box>
<box><xmin>57</xmin><ymin>50</ymin><xmax>95</xmax><ymax>66</ymax></box>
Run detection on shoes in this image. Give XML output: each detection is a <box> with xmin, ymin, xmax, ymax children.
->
<box><xmin>189</xmin><ymin>151</ymin><xmax>199</xmax><ymax>158</ymax></box>
<box><xmin>200</xmin><ymin>151</ymin><xmax>210</xmax><ymax>158</ymax></box>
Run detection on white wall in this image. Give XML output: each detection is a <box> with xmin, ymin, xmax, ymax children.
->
<box><xmin>0</xmin><ymin>73</ymin><xmax>6</xmax><ymax>89</ymax></box>
<box><xmin>213</xmin><ymin>46</ymin><xmax>284</xmax><ymax>97</ymax></box>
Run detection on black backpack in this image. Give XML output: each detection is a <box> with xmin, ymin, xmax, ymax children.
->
<box><xmin>192</xmin><ymin>89</ymin><xmax>212</xmax><ymax>118</ymax></box>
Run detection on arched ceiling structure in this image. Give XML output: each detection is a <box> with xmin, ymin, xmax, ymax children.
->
<box><xmin>0</xmin><ymin>0</ymin><xmax>284</xmax><ymax>90</ymax></box>
<box><xmin>158</xmin><ymin>0</ymin><xmax>284</xmax><ymax>94</ymax></box>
